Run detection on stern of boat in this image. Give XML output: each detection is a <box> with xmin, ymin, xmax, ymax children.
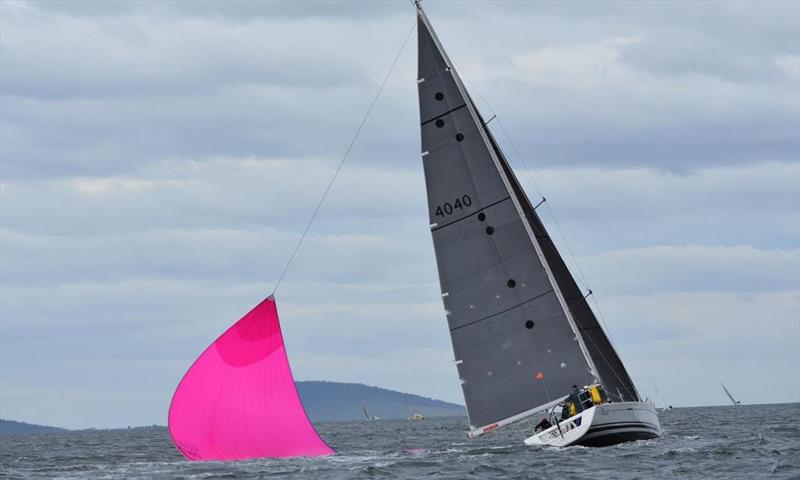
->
<box><xmin>524</xmin><ymin>401</ymin><xmax>662</xmax><ymax>448</ymax></box>
<box><xmin>575</xmin><ymin>401</ymin><xmax>662</xmax><ymax>447</ymax></box>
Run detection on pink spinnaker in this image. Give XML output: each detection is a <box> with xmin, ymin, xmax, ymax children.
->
<box><xmin>168</xmin><ymin>296</ymin><xmax>334</xmax><ymax>460</ymax></box>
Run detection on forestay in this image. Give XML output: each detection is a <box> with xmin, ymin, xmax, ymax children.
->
<box><xmin>481</xmin><ymin>106</ymin><xmax>640</xmax><ymax>404</ymax></box>
<box><xmin>417</xmin><ymin>6</ymin><xmax>600</xmax><ymax>433</ymax></box>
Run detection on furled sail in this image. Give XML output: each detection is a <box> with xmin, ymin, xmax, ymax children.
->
<box><xmin>416</xmin><ymin>5</ymin><xmax>638</xmax><ymax>435</ymax></box>
<box><xmin>168</xmin><ymin>296</ymin><xmax>334</xmax><ymax>460</ymax></box>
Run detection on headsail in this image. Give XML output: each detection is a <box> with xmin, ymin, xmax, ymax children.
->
<box><xmin>416</xmin><ymin>4</ymin><xmax>638</xmax><ymax>435</ymax></box>
<box><xmin>168</xmin><ymin>296</ymin><xmax>334</xmax><ymax>460</ymax></box>
<box><xmin>483</xmin><ymin>112</ymin><xmax>640</xmax><ymax>403</ymax></box>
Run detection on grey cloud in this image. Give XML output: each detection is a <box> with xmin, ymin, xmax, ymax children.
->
<box><xmin>0</xmin><ymin>156</ymin><xmax>428</xmax><ymax>236</ymax></box>
<box><xmin>581</xmin><ymin>245</ymin><xmax>799</xmax><ymax>295</ymax></box>
<box><xmin>3</xmin><ymin>0</ymin><xmax>798</xmax><ymax>184</ymax></box>
<box><xmin>1</xmin><ymin>160</ymin><xmax>796</xmax><ymax>289</ymax></box>
<box><xmin>605</xmin><ymin>290</ymin><xmax>799</xmax><ymax>407</ymax></box>
<box><xmin>1</xmin><ymin>0</ymin><xmax>798</xmax><ymax>428</ymax></box>
<box><xmin>29</xmin><ymin>0</ymin><xmax>411</xmax><ymax>21</ymax></box>
<box><xmin>0</xmin><ymin>13</ymin><xmax>371</xmax><ymax>100</ymax></box>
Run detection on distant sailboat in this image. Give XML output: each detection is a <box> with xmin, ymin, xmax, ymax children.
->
<box><xmin>653</xmin><ymin>385</ymin><xmax>672</xmax><ymax>411</ymax></box>
<box><xmin>415</xmin><ymin>2</ymin><xmax>662</xmax><ymax>447</ymax></box>
<box><xmin>721</xmin><ymin>383</ymin><xmax>741</xmax><ymax>406</ymax></box>
<box><xmin>363</xmin><ymin>403</ymin><xmax>379</xmax><ymax>421</ymax></box>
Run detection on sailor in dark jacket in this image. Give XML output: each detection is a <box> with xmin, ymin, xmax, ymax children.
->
<box><xmin>534</xmin><ymin>417</ymin><xmax>553</xmax><ymax>432</ymax></box>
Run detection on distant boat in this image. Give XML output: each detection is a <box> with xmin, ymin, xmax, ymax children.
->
<box><xmin>408</xmin><ymin>413</ymin><xmax>425</xmax><ymax>421</ymax></box>
<box><xmin>362</xmin><ymin>403</ymin><xmax>379</xmax><ymax>421</ymax></box>
<box><xmin>721</xmin><ymin>383</ymin><xmax>741</xmax><ymax>406</ymax></box>
<box><xmin>415</xmin><ymin>2</ymin><xmax>662</xmax><ymax>448</ymax></box>
<box><xmin>653</xmin><ymin>385</ymin><xmax>673</xmax><ymax>411</ymax></box>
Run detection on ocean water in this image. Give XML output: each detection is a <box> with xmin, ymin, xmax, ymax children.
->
<box><xmin>1</xmin><ymin>403</ymin><xmax>798</xmax><ymax>479</ymax></box>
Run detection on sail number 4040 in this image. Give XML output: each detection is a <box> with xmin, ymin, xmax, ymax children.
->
<box><xmin>434</xmin><ymin>195</ymin><xmax>472</xmax><ymax>217</ymax></box>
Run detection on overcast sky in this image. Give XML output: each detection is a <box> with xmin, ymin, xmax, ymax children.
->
<box><xmin>1</xmin><ymin>0</ymin><xmax>798</xmax><ymax>429</ymax></box>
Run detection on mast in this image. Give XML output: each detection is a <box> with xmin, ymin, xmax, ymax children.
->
<box><xmin>654</xmin><ymin>385</ymin><xmax>667</xmax><ymax>409</ymax></box>
<box><xmin>721</xmin><ymin>383</ymin><xmax>740</xmax><ymax>406</ymax></box>
<box><xmin>481</xmin><ymin>107</ymin><xmax>640</xmax><ymax>403</ymax></box>
<box><xmin>472</xmin><ymin>99</ymin><xmax>602</xmax><ymax>388</ymax></box>
<box><xmin>416</xmin><ymin>4</ymin><xmax>640</xmax><ymax>436</ymax></box>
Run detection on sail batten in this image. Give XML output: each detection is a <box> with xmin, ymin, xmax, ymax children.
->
<box><xmin>417</xmin><ymin>4</ymin><xmax>639</xmax><ymax>432</ymax></box>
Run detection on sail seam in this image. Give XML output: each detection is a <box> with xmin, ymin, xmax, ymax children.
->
<box><xmin>421</xmin><ymin>103</ymin><xmax>467</xmax><ymax>125</ymax></box>
<box><xmin>431</xmin><ymin>196</ymin><xmax>511</xmax><ymax>231</ymax></box>
<box><xmin>449</xmin><ymin>288</ymin><xmax>554</xmax><ymax>332</ymax></box>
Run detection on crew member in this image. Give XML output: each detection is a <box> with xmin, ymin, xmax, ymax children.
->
<box><xmin>562</xmin><ymin>385</ymin><xmax>581</xmax><ymax>419</ymax></box>
<box><xmin>534</xmin><ymin>417</ymin><xmax>552</xmax><ymax>432</ymax></box>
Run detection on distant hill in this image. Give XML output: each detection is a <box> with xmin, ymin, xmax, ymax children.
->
<box><xmin>296</xmin><ymin>381</ymin><xmax>465</xmax><ymax>421</ymax></box>
<box><xmin>0</xmin><ymin>382</ymin><xmax>464</xmax><ymax>431</ymax></box>
<box><xmin>0</xmin><ymin>419</ymin><xmax>67</xmax><ymax>435</ymax></box>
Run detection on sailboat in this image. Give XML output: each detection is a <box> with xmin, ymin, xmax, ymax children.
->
<box><xmin>415</xmin><ymin>3</ymin><xmax>662</xmax><ymax>447</ymax></box>
<box><xmin>167</xmin><ymin>2</ymin><xmax>662</xmax><ymax>459</ymax></box>
<box><xmin>653</xmin><ymin>385</ymin><xmax>673</xmax><ymax>411</ymax></box>
<box><xmin>721</xmin><ymin>383</ymin><xmax>741</xmax><ymax>406</ymax></box>
<box><xmin>363</xmin><ymin>403</ymin><xmax>379</xmax><ymax>421</ymax></box>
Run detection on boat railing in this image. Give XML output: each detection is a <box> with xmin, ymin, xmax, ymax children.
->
<box><xmin>577</xmin><ymin>391</ymin><xmax>594</xmax><ymax>411</ymax></box>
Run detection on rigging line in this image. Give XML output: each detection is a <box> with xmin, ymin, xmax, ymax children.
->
<box><xmin>271</xmin><ymin>20</ymin><xmax>417</xmax><ymax>296</ymax></box>
<box><xmin>452</xmin><ymin>64</ymin><xmax>639</xmax><ymax>400</ymax></box>
<box><xmin>485</xmin><ymin>114</ymin><xmax>619</xmax><ymax>347</ymax></box>
<box><xmin>498</xmin><ymin>126</ymin><xmax>636</xmax><ymax>399</ymax></box>
<box><xmin>454</xmin><ymin>67</ymin><xmax>620</xmax><ymax>346</ymax></box>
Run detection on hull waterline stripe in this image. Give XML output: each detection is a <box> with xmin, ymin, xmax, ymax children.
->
<box><xmin>577</xmin><ymin>431</ymin><xmax>660</xmax><ymax>447</ymax></box>
<box><xmin>585</xmin><ymin>422</ymin><xmax>662</xmax><ymax>435</ymax></box>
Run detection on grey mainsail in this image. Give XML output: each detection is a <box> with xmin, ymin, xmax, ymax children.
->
<box><xmin>481</xmin><ymin>111</ymin><xmax>640</xmax><ymax>404</ymax></box>
<box><xmin>416</xmin><ymin>4</ymin><xmax>639</xmax><ymax>433</ymax></box>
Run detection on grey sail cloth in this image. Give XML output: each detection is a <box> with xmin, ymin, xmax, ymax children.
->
<box><xmin>417</xmin><ymin>9</ymin><xmax>599</xmax><ymax>429</ymax></box>
<box><xmin>478</xmin><ymin>107</ymin><xmax>640</xmax><ymax>403</ymax></box>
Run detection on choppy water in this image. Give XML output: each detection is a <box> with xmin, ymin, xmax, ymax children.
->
<box><xmin>1</xmin><ymin>403</ymin><xmax>798</xmax><ymax>479</ymax></box>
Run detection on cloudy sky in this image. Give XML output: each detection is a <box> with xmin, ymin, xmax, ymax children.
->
<box><xmin>1</xmin><ymin>0</ymin><xmax>798</xmax><ymax>429</ymax></box>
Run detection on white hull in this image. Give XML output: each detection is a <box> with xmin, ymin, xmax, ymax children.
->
<box><xmin>524</xmin><ymin>401</ymin><xmax>662</xmax><ymax>448</ymax></box>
